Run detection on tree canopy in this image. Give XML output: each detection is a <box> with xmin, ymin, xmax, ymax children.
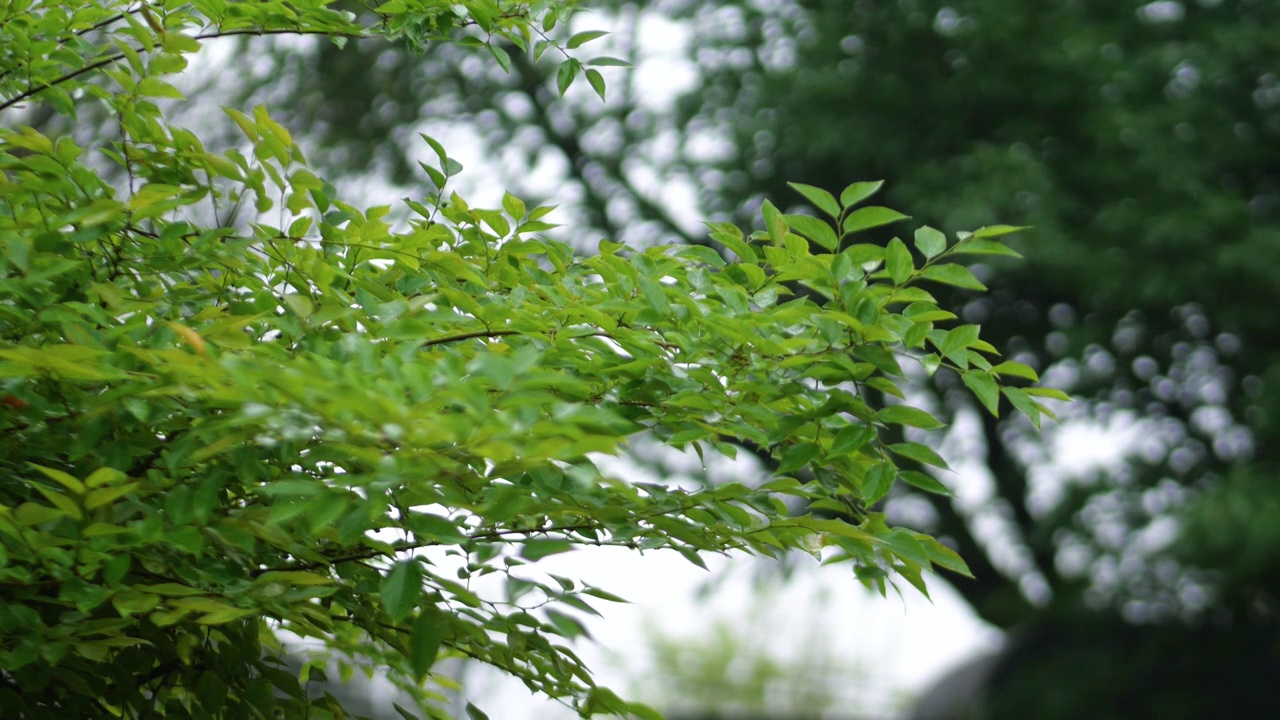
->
<box><xmin>0</xmin><ymin>2</ymin><xmax>1045</xmax><ymax>718</ymax></box>
<box><xmin>245</xmin><ymin>1</ymin><xmax>1280</xmax><ymax>715</ymax></box>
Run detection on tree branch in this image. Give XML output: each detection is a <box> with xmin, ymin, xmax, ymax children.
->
<box><xmin>1</xmin><ymin>28</ymin><xmax>369</xmax><ymax>113</ymax></box>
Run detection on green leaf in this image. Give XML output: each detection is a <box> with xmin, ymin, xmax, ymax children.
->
<box><xmin>419</xmin><ymin>133</ymin><xmax>449</xmax><ymax>168</ymax></box>
<box><xmin>913</xmin><ymin>226</ymin><xmax>947</xmax><ymax>259</ymax></box>
<box><xmin>418</xmin><ymin>161</ymin><xmax>446</xmax><ymax>189</ymax></box>
<box><xmin>195</xmin><ymin>672</ymin><xmax>228</xmax><ymax>710</ymax></box>
<box><xmin>888</xmin><ymin>442</ymin><xmax>951</xmax><ymax>470</ymax></box>
<box><xmin>30</xmin><ymin>464</ymin><xmax>85</xmax><ymax>495</ymax></box>
<box><xmin>842</xmin><ymin>244</ymin><xmax>884</xmax><ymax>266</ymax></box>
<box><xmin>1024</xmin><ymin>387</ymin><xmax>1071</xmax><ymax>401</ymax></box>
<box><xmin>678</xmin><ymin>244</ymin><xmax>727</xmax><ymax>267</ymax></box>
<box><xmin>677</xmin><ymin>547</ymin><xmax>709</xmax><ymax>570</ymax></box>
<box><xmin>704</xmin><ymin>221</ymin><xmax>757</xmax><ymax>263</ymax></box>
<box><xmin>502</xmin><ymin>191</ymin><xmax>526</xmax><ymax>219</ymax></box>
<box><xmin>783</xmin><ymin>214</ymin><xmax>838</xmax><ymax>251</ymax></box>
<box><xmin>638</xmin><ymin>275</ymin><xmax>671</xmax><ymax>313</ymax></box>
<box><xmin>919</xmin><ymin>264</ymin><xmax>987</xmax><ymax>291</ymax></box>
<box><xmin>84</xmin><ymin>482</ymin><xmax>141</xmax><ymax>510</ymax></box>
<box><xmin>582</xmin><ymin>587</ymin><xmax>629</xmax><ymax>603</ymax></box>
<box><xmin>919</xmin><ymin>353</ymin><xmax>943</xmax><ymax>376</ymax></box>
<box><xmin>842</xmin><ymin>206</ymin><xmax>908</xmax><ymax>235</ymax></box>
<box><xmin>839</xmin><ymin>180</ymin><xmax>884</xmax><ymax>208</ymax></box>
<box><xmin>885</xmin><ymin>237</ymin><xmax>914</xmax><ymax>285</ymax></box>
<box><xmin>972</xmin><ymin>224</ymin><xmax>1027</xmax><ymax>238</ymax></box>
<box><xmin>777</xmin><ymin>442</ymin><xmax>820</xmax><ymax>474</ymax></box>
<box><xmin>903</xmin><ymin>321</ymin><xmax>931</xmax><ymax>349</ymax></box>
<box><xmin>112</xmin><ymin>591</ymin><xmax>160</xmax><ymax>617</ymax></box>
<box><xmin>1003</xmin><ymin>387</ymin><xmax>1042</xmax><ymax>429</ymax></box>
<box><xmin>991</xmin><ymin>361</ymin><xmax>1040</xmax><ymax>382</ymax></box>
<box><xmin>876</xmin><ymin>406</ymin><xmax>944</xmax><ymax>430</ymax></box>
<box><xmin>584</xmin><ymin>688</ymin><xmax>631</xmax><ymax>716</ymax></box>
<box><xmin>381</xmin><ymin>561</ymin><xmax>421</xmax><ymax>623</ymax></box>
<box><xmin>586</xmin><ymin>56</ymin><xmax>631</xmax><ymax>67</ymax></box>
<box><xmin>560</xmin><ymin>593</ymin><xmax>602</xmax><ymax>618</ymax></box>
<box><xmin>951</xmin><ymin>238</ymin><xmax>1024</xmax><ymax>258</ymax></box>
<box><xmin>556</xmin><ymin>59</ymin><xmax>581</xmax><ymax>96</ymax></box>
<box><xmin>488</xmin><ymin>43</ymin><xmax>511</xmax><ymax>72</ymax></box>
<box><xmin>409</xmin><ymin>608</ymin><xmax>447</xmax><ymax>682</ymax></box>
<box><xmin>567</xmin><ymin>30</ymin><xmax>609</xmax><ymax>49</ymax></box>
<box><xmin>138</xmin><ymin>583</ymin><xmax>207</xmax><ymax>597</ymax></box>
<box><xmin>254</xmin><ymin>480</ymin><xmax>324</xmax><ymax>497</ymax></box>
<box><xmin>407</xmin><ymin>513</ymin><xmax>468</xmax><ymax>544</ymax></box>
<box><xmin>586</xmin><ymin>68</ymin><xmax>606</xmax><ymax>101</ymax></box>
<box><xmin>544</xmin><ymin>609</ymin><xmax>590</xmax><ymax>639</ymax></box>
<box><xmin>33</xmin><ymin>486</ymin><xmax>82</xmax><ymax>520</ymax></box>
<box><xmin>938</xmin><ymin>324</ymin><xmax>981</xmax><ymax>361</ymax></box>
<box><xmin>863</xmin><ymin>463</ymin><xmax>896</xmax><ymax>504</ymax></box>
<box><xmin>853</xmin><ymin>345</ymin><xmax>903</xmax><ymax>377</ymax></box>
<box><xmin>224</xmin><ymin>108</ymin><xmax>257</xmax><ymax>140</ymax></box>
<box><xmin>762</xmin><ymin>199</ymin><xmax>788</xmax><ymax>243</ymax></box>
<box><xmin>627</xmin><ymin>702</ymin><xmax>666</xmax><ymax>720</ymax></box>
<box><xmin>899</xmin><ymin>470</ymin><xmax>951</xmax><ymax>496</ymax></box>
<box><xmin>15</xmin><ymin>502</ymin><xmax>66</xmax><ymax>527</ymax></box>
<box><xmin>466</xmin><ymin>702</ymin><xmax>490</xmax><ymax>720</ymax></box>
<box><xmin>882</xmin><ymin>529</ymin><xmax>931</xmax><ymax>568</ymax></box>
<box><xmin>962</xmin><ymin>370</ymin><xmax>1001</xmax><ymax>416</ymax></box>
<box><xmin>196</xmin><ymin>606</ymin><xmax>257</xmax><ymax>625</ymax></box>
<box><xmin>393</xmin><ymin>703</ymin><xmax>421</xmax><ymax>720</ymax></box>
<box><xmin>522</xmin><ymin>539</ymin><xmax>574</xmax><ymax>561</ymax></box>
<box><xmin>137</xmin><ymin>77</ymin><xmax>184</xmax><ymax>99</ymax></box>
<box><xmin>788</xmin><ymin>182</ymin><xmax>840</xmax><ymax>219</ymax></box>
<box><xmin>866</xmin><ymin>376</ymin><xmax>905</xmax><ymax>399</ymax></box>
<box><xmin>829</xmin><ymin>425</ymin><xmax>875</xmax><ymax>457</ymax></box>
<box><xmin>717</xmin><ymin>284</ymin><xmax>750</xmax><ymax>314</ymax></box>
<box><xmin>920</xmin><ymin>536</ymin><xmax>972</xmax><ymax>577</ymax></box>
<box><xmin>82</xmin><ymin>522</ymin><xmax>130</xmax><ymax>538</ymax></box>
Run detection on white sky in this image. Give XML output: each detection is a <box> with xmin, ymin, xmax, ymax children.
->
<box><xmin>449</xmin><ymin>548</ymin><xmax>1002</xmax><ymax>720</ymax></box>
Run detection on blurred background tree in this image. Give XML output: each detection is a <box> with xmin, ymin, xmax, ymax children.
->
<box><xmin>234</xmin><ymin>0</ymin><xmax>1280</xmax><ymax>716</ymax></box>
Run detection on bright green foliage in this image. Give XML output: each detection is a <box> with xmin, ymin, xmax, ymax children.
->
<box><xmin>0</xmin><ymin>1</ymin><xmax>1046</xmax><ymax>718</ymax></box>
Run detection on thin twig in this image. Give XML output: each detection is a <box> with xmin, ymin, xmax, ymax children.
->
<box><xmin>0</xmin><ymin>28</ymin><xmax>368</xmax><ymax>113</ymax></box>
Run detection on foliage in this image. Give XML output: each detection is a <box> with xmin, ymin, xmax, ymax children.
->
<box><xmin>669</xmin><ymin>0</ymin><xmax>1279</xmax><ymax>625</ymax></box>
<box><xmin>659</xmin><ymin>1</ymin><xmax>1280</xmax><ymax>716</ymax></box>
<box><xmin>230</xmin><ymin>0</ymin><xmax>1280</xmax><ymax>714</ymax></box>
<box><xmin>0</xmin><ymin>1</ymin><xmax>1047</xmax><ymax>718</ymax></box>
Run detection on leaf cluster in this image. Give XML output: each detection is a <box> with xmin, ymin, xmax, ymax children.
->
<box><xmin>0</xmin><ymin>1</ymin><xmax>1053</xmax><ymax>717</ymax></box>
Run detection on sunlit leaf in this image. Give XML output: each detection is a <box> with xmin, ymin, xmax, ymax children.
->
<box><xmin>839</xmin><ymin>180</ymin><xmax>884</xmax><ymax>208</ymax></box>
<box><xmin>788</xmin><ymin>182</ymin><xmax>841</xmax><ymax>219</ymax></box>
<box><xmin>843</xmin><ymin>206</ymin><xmax>909</xmax><ymax>235</ymax></box>
<box><xmin>920</xmin><ymin>263</ymin><xmax>987</xmax><ymax>291</ymax></box>
<box><xmin>913</xmin><ymin>226</ymin><xmax>946</xmax><ymax>259</ymax></box>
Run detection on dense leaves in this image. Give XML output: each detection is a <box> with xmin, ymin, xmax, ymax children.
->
<box><xmin>0</xmin><ymin>1</ymin><xmax>1046</xmax><ymax>718</ymax></box>
<box><xmin>202</xmin><ymin>0</ymin><xmax>1280</xmax><ymax>715</ymax></box>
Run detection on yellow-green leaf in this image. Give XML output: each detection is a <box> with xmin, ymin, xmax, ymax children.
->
<box><xmin>85</xmin><ymin>482</ymin><xmax>141</xmax><ymax>510</ymax></box>
<box><xmin>30</xmin><ymin>464</ymin><xmax>85</xmax><ymax>495</ymax></box>
<box><xmin>843</xmin><ymin>206</ymin><xmax>908</xmax><ymax>235</ymax></box>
